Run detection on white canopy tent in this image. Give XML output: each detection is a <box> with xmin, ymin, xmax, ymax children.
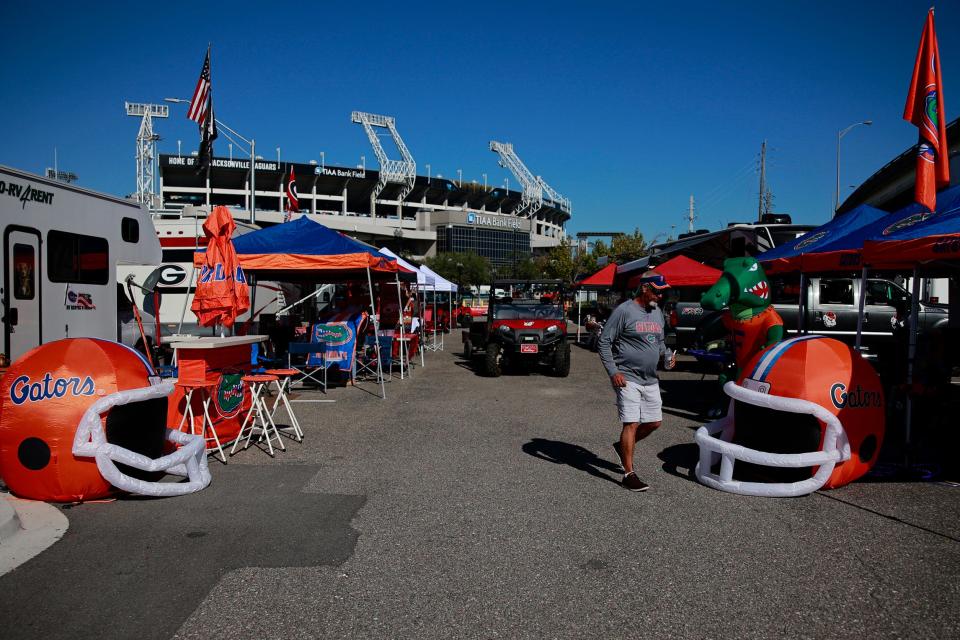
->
<box><xmin>417</xmin><ymin>265</ymin><xmax>458</xmax><ymax>351</ymax></box>
<box><xmin>379</xmin><ymin>247</ymin><xmax>432</xmax><ymax>371</ymax></box>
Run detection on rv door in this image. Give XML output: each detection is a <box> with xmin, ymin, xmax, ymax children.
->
<box><xmin>4</xmin><ymin>228</ymin><xmax>42</xmax><ymax>361</ymax></box>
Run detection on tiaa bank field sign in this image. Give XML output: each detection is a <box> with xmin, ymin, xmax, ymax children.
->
<box><xmin>466</xmin><ymin>212</ymin><xmax>522</xmax><ymax>229</ymax></box>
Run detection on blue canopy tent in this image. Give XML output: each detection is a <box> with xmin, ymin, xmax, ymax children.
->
<box><xmin>196</xmin><ymin>216</ymin><xmax>417</xmax><ymax>399</ymax></box>
<box><xmin>863</xmin><ymin>184</ymin><xmax>960</xmax><ymax>270</ymax></box>
<box><xmin>857</xmin><ymin>185</ymin><xmax>960</xmax><ymax>475</ymax></box>
<box><xmin>758</xmin><ymin>204</ymin><xmax>888</xmax><ymax>274</ymax></box>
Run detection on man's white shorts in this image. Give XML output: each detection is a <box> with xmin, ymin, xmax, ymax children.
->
<box><xmin>615</xmin><ymin>380</ymin><xmax>663</xmax><ymax>424</ymax></box>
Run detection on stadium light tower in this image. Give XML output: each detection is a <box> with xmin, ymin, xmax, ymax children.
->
<box><xmin>489</xmin><ymin>141</ymin><xmax>571</xmax><ymax>218</ymax></box>
<box><xmin>351</xmin><ymin>111</ymin><xmax>416</xmax><ymax>216</ymax></box>
<box><xmin>125</xmin><ymin>102</ymin><xmax>168</xmax><ymax>210</ymax></box>
<box><xmin>489</xmin><ymin>141</ymin><xmax>543</xmax><ymax>218</ymax></box>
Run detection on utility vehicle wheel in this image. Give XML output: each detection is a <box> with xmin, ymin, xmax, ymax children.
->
<box><xmin>485</xmin><ymin>342</ymin><xmax>503</xmax><ymax>377</ymax></box>
<box><xmin>464</xmin><ymin>339</ymin><xmax>473</xmax><ymax>359</ymax></box>
<box><xmin>552</xmin><ymin>341</ymin><xmax>571</xmax><ymax>377</ymax></box>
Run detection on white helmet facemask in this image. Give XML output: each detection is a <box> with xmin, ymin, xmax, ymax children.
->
<box><xmin>72</xmin><ymin>378</ymin><xmax>211</xmax><ymax>497</ymax></box>
<box><xmin>694</xmin><ymin>381</ymin><xmax>851</xmax><ymax>498</ymax></box>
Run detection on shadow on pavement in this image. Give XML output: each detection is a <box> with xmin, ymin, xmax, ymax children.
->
<box><xmin>522</xmin><ymin>438</ymin><xmax>621</xmax><ymax>485</ymax></box>
<box><xmin>657</xmin><ymin>442</ymin><xmax>700</xmax><ymax>483</ymax></box>
<box><xmin>660</xmin><ymin>378</ymin><xmax>722</xmax><ymax>420</ymax></box>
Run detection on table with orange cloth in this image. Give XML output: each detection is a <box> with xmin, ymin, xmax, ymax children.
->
<box><xmin>167</xmin><ymin>335</ymin><xmax>267</xmax><ymax>450</ymax></box>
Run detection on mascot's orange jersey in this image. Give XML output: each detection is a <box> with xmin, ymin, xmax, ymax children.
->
<box><xmin>723</xmin><ymin>306</ymin><xmax>784</xmax><ymax>370</ymax></box>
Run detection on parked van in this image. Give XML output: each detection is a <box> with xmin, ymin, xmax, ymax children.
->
<box><xmin>1</xmin><ymin>166</ymin><xmax>161</xmax><ymax>362</ymax></box>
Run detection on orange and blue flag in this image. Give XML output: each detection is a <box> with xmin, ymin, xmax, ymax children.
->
<box><xmin>903</xmin><ymin>8</ymin><xmax>950</xmax><ymax>213</ymax></box>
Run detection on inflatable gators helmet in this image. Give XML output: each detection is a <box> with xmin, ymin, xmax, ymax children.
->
<box><xmin>0</xmin><ymin>338</ymin><xmax>210</xmax><ymax>502</ymax></box>
<box><xmin>695</xmin><ymin>336</ymin><xmax>884</xmax><ymax>497</ymax></box>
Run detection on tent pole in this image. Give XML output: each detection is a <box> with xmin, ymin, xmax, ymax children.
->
<box><xmin>577</xmin><ymin>294</ymin><xmax>582</xmax><ymax>343</ymax></box>
<box><xmin>798</xmin><ymin>273</ymin><xmax>808</xmax><ymax>334</ymax></box>
<box><xmin>277</xmin><ymin>287</ymin><xmax>326</xmax><ymax>317</ymax></box>
<box><xmin>367</xmin><ymin>266</ymin><xmax>385</xmax><ymax>399</ymax></box>
<box><xmin>854</xmin><ymin>267</ymin><xmax>868</xmax><ymax>352</ymax></box>
<box><xmin>904</xmin><ymin>267</ymin><xmax>921</xmax><ymax>468</ymax></box>
<box><xmin>249</xmin><ymin>273</ymin><xmax>257</xmax><ymax>336</ymax></box>
<box><xmin>395</xmin><ymin>273</ymin><xmax>406</xmax><ymax>379</ymax></box>
<box><xmin>416</xmin><ymin>287</ymin><xmax>424</xmax><ymax>368</ymax></box>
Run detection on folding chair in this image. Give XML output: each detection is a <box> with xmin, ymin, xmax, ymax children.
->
<box><xmin>355</xmin><ymin>334</ymin><xmax>393</xmax><ymax>382</ymax></box>
<box><xmin>287</xmin><ymin>342</ymin><xmax>328</xmax><ymax>391</ymax></box>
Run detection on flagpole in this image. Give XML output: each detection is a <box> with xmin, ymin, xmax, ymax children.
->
<box><xmin>395</xmin><ymin>273</ymin><xmax>406</xmax><ymax>379</ymax></box>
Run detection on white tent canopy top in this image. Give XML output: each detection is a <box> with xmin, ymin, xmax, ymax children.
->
<box><xmin>379</xmin><ymin>247</ymin><xmax>435</xmax><ymax>287</ymax></box>
<box><xmin>418</xmin><ymin>265</ymin><xmax>458</xmax><ymax>293</ymax></box>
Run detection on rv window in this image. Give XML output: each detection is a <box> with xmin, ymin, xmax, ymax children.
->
<box><xmin>12</xmin><ymin>244</ymin><xmax>35</xmax><ymax>300</ymax></box>
<box><xmin>47</xmin><ymin>230</ymin><xmax>109</xmax><ymax>285</ymax></box>
<box><xmin>121</xmin><ymin>217</ymin><xmax>139</xmax><ymax>243</ymax></box>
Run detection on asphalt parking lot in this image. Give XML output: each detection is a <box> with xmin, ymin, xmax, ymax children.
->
<box><xmin>2</xmin><ymin>337</ymin><xmax>959</xmax><ymax>639</ymax></box>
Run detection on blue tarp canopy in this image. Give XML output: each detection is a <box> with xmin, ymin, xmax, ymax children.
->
<box><xmin>197</xmin><ymin>216</ymin><xmax>411</xmax><ymax>281</ymax></box>
<box><xmin>863</xmin><ymin>184</ymin><xmax>960</xmax><ymax>269</ymax></box>
<box><xmin>758</xmin><ymin>204</ymin><xmax>888</xmax><ymax>274</ymax></box>
<box><xmin>792</xmin><ymin>200</ymin><xmax>944</xmax><ymax>273</ymax></box>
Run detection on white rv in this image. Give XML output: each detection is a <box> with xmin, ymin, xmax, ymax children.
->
<box><xmin>1</xmin><ymin>165</ymin><xmax>161</xmax><ymax>362</ymax></box>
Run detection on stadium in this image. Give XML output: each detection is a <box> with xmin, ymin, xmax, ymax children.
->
<box><xmin>150</xmin><ymin>110</ymin><xmax>572</xmax><ymax>271</ymax></box>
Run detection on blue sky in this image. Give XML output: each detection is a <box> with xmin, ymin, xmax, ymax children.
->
<box><xmin>0</xmin><ymin>1</ymin><xmax>956</xmax><ymax>241</ymax></box>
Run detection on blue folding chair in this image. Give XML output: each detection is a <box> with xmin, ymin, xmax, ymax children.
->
<box><xmin>355</xmin><ymin>334</ymin><xmax>393</xmax><ymax>382</ymax></box>
<box><xmin>287</xmin><ymin>341</ymin><xmax>328</xmax><ymax>391</ymax></box>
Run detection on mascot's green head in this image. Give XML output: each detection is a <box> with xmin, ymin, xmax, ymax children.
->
<box><xmin>701</xmin><ymin>256</ymin><xmax>772</xmax><ymax>319</ymax></box>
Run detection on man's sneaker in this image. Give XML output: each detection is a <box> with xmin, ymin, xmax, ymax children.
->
<box><xmin>622</xmin><ymin>472</ymin><xmax>649</xmax><ymax>492</ymax></box>
<box><xmin>612</xmin><ymin>441</ymin><xmax>626</xmax><ymax>471</ymax></box>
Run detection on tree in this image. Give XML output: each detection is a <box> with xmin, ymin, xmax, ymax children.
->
<box><xmin>608</xmin><ymin>229</ymin><xmax>648</xmax><ymax>263</ymax></box>
<box><xmin>425</xmin><ymin>252</ymin><xmax>491</xmax><ymax>289</ymax></box>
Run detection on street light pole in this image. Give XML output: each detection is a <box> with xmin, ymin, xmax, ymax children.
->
<box><xmin>457</xmin><ymin>169</ymin><xmax>462</xmax><ymax>188</ymax></box>
<box><xmin>426</xmin><ymin>163</ymin><xmax>431</xmax><ymax>185</ymax></box>
<box><xmin>320</xmin><ymin>151</ymin><xmax>325</xmax><ymax>171</ymax></box>
<box><xmin>835</xmin><ymin>120</ymin><xmax>872</xmax><ymax>213</ymax></box>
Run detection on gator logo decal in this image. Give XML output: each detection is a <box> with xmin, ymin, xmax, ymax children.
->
<box><xmin>883</xmin><ymin>213</ymin><xmax>928</xmax><ymax>236</ymax></box>
<box><xmin>316</xmin><ymin>322</ymin><xmax>353</xmax><ymax>347</ymax></box>
<box><xmin>794</xmin><ymin>231</ymin><xmax>828</xmax><ymax>250</ymax></box>
<box><xmin>924</xmin><ymin>88</ymin><xmax>939</xmax><ymax>132</ymax></box>
<box><xmin>215</xmin><ymin>371</ymin><xmax>245</xmax><ymax>417</ymax></box>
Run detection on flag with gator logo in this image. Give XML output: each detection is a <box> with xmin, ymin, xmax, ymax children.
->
<box><xmin>903</xmin><ymin>8</ymin><xmax>949</xmax><ymax>213</ymax></box>
<box><xmin>308</xmin><ymin>315</ymin><xmax>362</xmax><ymax>372</ymax></box>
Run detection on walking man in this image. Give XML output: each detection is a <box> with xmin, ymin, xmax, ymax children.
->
<box><xmin>597</xmin><ymin>271</ymin><xmax>675</xmax><ymax>491</ymax></box>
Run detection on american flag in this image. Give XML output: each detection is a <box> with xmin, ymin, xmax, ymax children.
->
<box><xmin>188</xmin><ymin>47</ymin><xmax>212</xmax><ymax>124</ymax></box>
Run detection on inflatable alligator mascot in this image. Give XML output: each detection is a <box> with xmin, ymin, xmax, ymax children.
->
<box><xmin>699</xmin><ymin>257</ymin><xmax>784</xmax><ymax>405</ymax></box>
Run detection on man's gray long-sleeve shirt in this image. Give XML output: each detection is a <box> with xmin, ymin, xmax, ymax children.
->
<box><xmin>597</xmin><ymin>299</ymin><xmax>666</xmax><ymax>385</ymax></box>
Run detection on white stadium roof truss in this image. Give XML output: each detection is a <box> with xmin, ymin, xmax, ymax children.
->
<box><xmin>351</xmin><ymin>111</ymin><xmax>416</xmax><ymax>204</ymax></box>
<box><xmin>489</xmin><ymin>141</ymin><xmax>571</xmax><ymax>218</ymax></box>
